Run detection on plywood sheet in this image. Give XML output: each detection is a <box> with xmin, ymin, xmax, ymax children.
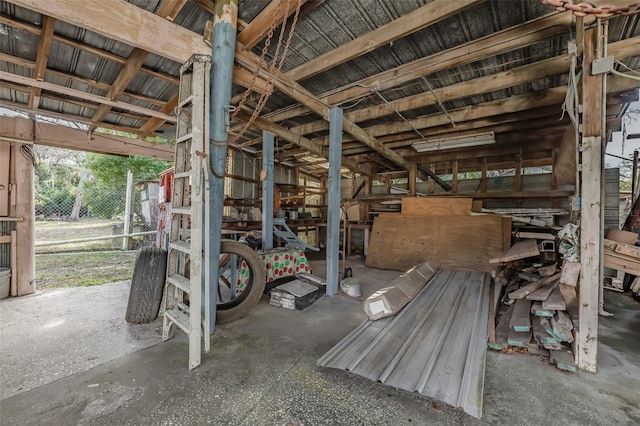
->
<box><xmin>365</xmin><ymin>214</ymin><xmax>508</xmax><ymax>272</ymax></box>
<box><xmin>401</xmin><ymin>196</ymin><xmax>472</xmax><ymax>216</ymax></box>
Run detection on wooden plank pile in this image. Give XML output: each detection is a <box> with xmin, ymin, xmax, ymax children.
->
<box><xmin>488</xmin><ymin>240</ymin><xmax>579</xmax><ymax>373</ymax></box>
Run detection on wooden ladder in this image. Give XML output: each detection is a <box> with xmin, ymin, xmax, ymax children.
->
<box><xmin>162</xmin><ymin>55</ymin><xmax>211</xmax><ymax>370</ymax></box>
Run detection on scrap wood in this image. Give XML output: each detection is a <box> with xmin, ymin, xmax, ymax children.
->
<box><xmin>537</xmin><ymin>264</ymin><xmax>558</xmax><ymax>276</ymax></box>
<box><xmin>533</xmin><ymin>316</ymin><xmax>558</xmax><ymax>345</ymax></box>
<box><xmin>508</xmin><ymin>273</ymin><xmax>561</xmax><ymax>300</ymax></box>
<box><xmin>558</xmin><ymin>284</ymin><xmax>578</xmax><ymax>320</ymax></box>
<box><xmin>507</xmin><ymin>329</ymin><xmax>532</xmax><ymax>348</ymax></box>
<box><xmin>531</xmin><ymin>301</ymin><xmax>554</xmax><ymax>317</ymax></box>
<box><xmin>542</xmin><ymin>286</ymin><xmax>566</xmax><ymax>311</ymax></box>
<box><xmin>559</xmin><ymin>260</ymin><xmax>580</xmax><ymax>286</ymax></box>
<box><xmin>513</xmin><ymin>231</ymin><xmax>557</xmax><ymax>240</ymax></box>
<box><xmin>510</xmin><ymin>298</ymin><xmax>532</xmax><ymax>332</ymax></box>
<box><xmin>526</xmin><ymin>280</ymin><xmax>559</xmax><ymax>301</ymax></box>
<box><xmin>613</xmin><ymin>241</ymin><xmax>640</xmax><ymax>259</ymax></box>
<box><xmin>549</xmin><ymin>350</ymin><xmax>577</xmax><ymax>373</ymax></box>
<box><xmin>490</xmin><ymin>303</ymin><xmax>514</xmax><ymax>351</ymax></box>
<box><xmin>490</xmin><ymin>239</ymin><xmax>540</xmax><ymax>264</ymax></box>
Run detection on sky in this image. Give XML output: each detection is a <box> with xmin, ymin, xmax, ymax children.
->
<box><xmin>605</xmin><ymin>98</ymin><xmax>640</xmax><ymax>168</ymax></box>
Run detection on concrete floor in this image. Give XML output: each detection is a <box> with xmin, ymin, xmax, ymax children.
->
<box><xmin>1</xmin><ymin>259</ymin><xmax>639</xmax><ymax>425</ymax></box>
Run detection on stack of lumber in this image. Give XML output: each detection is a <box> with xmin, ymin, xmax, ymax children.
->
<box><xmin>488</xmin><ymin>239</ymin><xmax>578</xmax><ymax>373</ymax></box>
<box><xmin>365</xmin><ymin>197</ymin><xmax>510</xmax><ymax>272</ymax></box>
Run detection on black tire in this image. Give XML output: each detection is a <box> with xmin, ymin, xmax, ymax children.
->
<box><xmin>216</xmin><ymin>240</ymin><xmax>266</xmax><ymax>324</ymax></box>
<box><xmin>125</xmin><ymin>247</ymin><xmax>168</xmax><ymax>324</ymax></box>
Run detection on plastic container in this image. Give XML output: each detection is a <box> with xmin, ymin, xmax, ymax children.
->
<box><xmin>340</xmin><ymin>277</ymin><xmax>361</xmax><ymax>298</ymax></box>
<box><xmin>0</xmin><ymin>267</ymin><xmax>10</xmax><ymax>299</ymax></box>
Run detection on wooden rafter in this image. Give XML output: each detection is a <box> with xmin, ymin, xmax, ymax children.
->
<box><xmin>91</xmin><ymin>0</ymin><xmax>189</xmax><ymax>129</ymax></box>
<box><xmin>27</xmin><ymin>15</ymin><xmax>55</xmax><ymax>109</ymax></box>
<box><xmin>236</xmin><ymin>0</ymin><xmax>309</xmax><ymax>49</ymax></box>
<box><xmin>289</xmin><ymin>36</ymin><xmax>640</xmax><ymax>137</ymax></box>
<box><xmin>0</xmin><ymin>116</ymin><xmax>173</xmax><ymax>159</ymax></box>
<box><xmin>0</xmin><ymin>71</ymin><xmax>176</xmax><ymax>122</ymax></box>
<box><xmin>266</xmin><ymin>13</ymin><xmax>571</xmax><ymax>124</ymax></box>
<box><xmin>285</xmin><ymin>0</ymin><xmax>484</xmax><ymax>81</ymax></box>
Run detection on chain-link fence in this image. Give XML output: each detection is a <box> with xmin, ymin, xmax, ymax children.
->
<box><xmin>34</xmin><ymin>146</ymin><xmax>162</xmax><ymax>254</ymax></box>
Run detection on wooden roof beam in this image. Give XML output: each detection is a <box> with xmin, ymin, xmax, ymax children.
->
<box><xmin>92</xmin><ymin>0</ymin><xmax>189</xmax><ymax>129</ymax></box>
<box><xmin>0</xmin><ymin>116</ymin><xmax>173</xmax><ymax>159</ymax></box>
<box><xmin>27</xmin><ymin>15</ymin><xmax>55</xmax><ymax>109</ymax></box>
<box><xmin>0</xmin><ymin>71</ymin><xmax>176</xmax><ymax>122</ymax></box>
<box><xmin>285</xmin><ymin>0</ymin><xmax>483</xmax><ymax>81</ymax></box>
<box><xmin>266</xmin><ymin>12</ymin><xmax>572</xmax><ymax>123</ymax></box>
<box><xmin>237</xmin><ymin>0</ymin><xmax>308</xmax><ymax>49</ymax></box>
<box><xmin>291</xmin><ymin>35</ymin><xmax>640</xmax><ymax>137</ymax></box>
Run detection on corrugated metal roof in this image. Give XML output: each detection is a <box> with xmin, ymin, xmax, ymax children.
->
<box><xmin>318</xmin><ymin>269</ymin><xmax>490</xmax><ymax>419</ymax></box>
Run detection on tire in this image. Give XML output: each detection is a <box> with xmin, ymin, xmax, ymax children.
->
<box><xmin>216</xmin><ymin>240</ymin><xmax>266</xmax><ymax>324</ymax></box>
<box><xmin>125</xmin><ymin>247</ymin><xmax>168</xmax><ymax>324</ymax></box>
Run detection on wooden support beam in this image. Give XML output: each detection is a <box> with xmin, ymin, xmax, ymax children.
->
<box><xmin>288</xmin><ymin>36</ymin><xmax>640</xmax><ymax>137</ymax></box>
<box><xmin>265</xmin><ymin>12</ymin><xmax>572</xmax><ymax>123</ymax></box>
<box><xmin>0</xmin><ymin>116</ymin><xmax>174</xmax><ymax>159</ymax></box>
<box><xmin>28</xmin><ymin>15</ymin><xmax>55</xmax><ymax>109</ymax></box>
<box><xmin>0</xmin><ymin>13</ymin><xmax>180</xmax><ymax>85</ymax></box>
<box><xmin>237</xmin><ymin>0</ymin><xmax>308</xmax><ymax>49</ymax></box>
<box><xmin>91</xmin><ymin>0</ymin><xmax>189</xmax><ymax>127</ymax></box>
<box><xmin>286</xmin><ymin>0</ymin><xmax>483</xmax><ymax>81</ymax></box>
<box><xmin>0</xmin><ymin>71</ymin><xmax>176</xmax><ymax>122</ymax></box>
<box><xmin>452</xmin><ymin>160</ymin><xmax>458</xmax><ymax>193</ymax></box>
<box><xmin>515</xmin><ymin>154</ymin><xmax>522</xmax><ymax>192</ymax></box>
<box><xmin>138</xmin><ymin>94</ymin><xmax>179</xmax><ymax>135</ymax></box>
<box><xmin>408</xmin><ymin>163</ymin><xmax>417</xmax><ymax>196</ymax></box>
<box><xmin>577</xmin><ymin>28</ymin><xmax>602</xmax><ymax>373</ymax></box>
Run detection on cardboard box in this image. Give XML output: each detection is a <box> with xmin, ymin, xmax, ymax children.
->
<box><xmin>364</xmin><ymin>261</ymin><xmax>436</xmax><ymax>321</ymax></box>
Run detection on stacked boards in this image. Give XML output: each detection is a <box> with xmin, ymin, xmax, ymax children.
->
<box><xmin>366</xmin><ymin>197</ymin><xmax>510</xmax><ymax>272</ymax></box>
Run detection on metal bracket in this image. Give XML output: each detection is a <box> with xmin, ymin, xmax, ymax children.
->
<box><xmin>592</xmin><ymin>56</ymin><xmax>614</xmax><ymax>75</ymax></box>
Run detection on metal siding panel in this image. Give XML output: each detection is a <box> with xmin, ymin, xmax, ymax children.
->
<box><xmin>318</xmin><ymin>269</ymin><xmax>490</xmax><ymax>419</ymax></box>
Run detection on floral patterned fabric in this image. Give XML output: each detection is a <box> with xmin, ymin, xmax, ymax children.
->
<box><xmin>236</xmin><ymin>248</ymin><xmax>312</xmax><ymax>294</ymax></box>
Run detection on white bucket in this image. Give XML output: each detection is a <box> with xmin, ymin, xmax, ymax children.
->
<box><xmin>0</xmin><ymin>267</ymin><xmax>10</xmax><ymax>299</ymax></box>
<box><xmin>340</xmin><ymin>277</ymin><xmax>361</xmax><ymax>298</ymax></box>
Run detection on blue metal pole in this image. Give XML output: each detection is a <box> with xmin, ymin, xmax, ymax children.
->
<box><xmin>262</xmin><ymin>131</ymin><xmax>274</xmax><ymax>250</ymax></box>
<box><xmin>326</xmin><ymin>107</ymin><xmax>343</xmax><ymax>296</ymax></box>
<box><xmin>207</xmin><ymin>0</ymin><xmax>237</xmax><ymax>333</ymax></box>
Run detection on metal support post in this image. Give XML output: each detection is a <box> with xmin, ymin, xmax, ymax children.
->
<box><xmin>326</xmin><ymin>107</ymin><xmax>343</xmax><ymax>296</ymax></box>
<box><xmin>207</xmin><ymin>0</ymin><xmax>238</xmax><ymax>332</ymax></box>
<box><xmin>262</xmin><ymin>131</ymin><xmax>274</xmax><ymax>250</ymax></box>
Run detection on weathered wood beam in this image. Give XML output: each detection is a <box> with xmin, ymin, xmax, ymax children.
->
<box><xmin>91</xmin><ymin>0</ymin><xmax>189</xmax><ymax>127</ymax></box>
<box><xmin>28</xmin><ymin>15</ymin><xmax>55</xmax><ymax>109</ymax></box>
<box><xmin>138</xmin><ymin>94</ymin><xmax>179</xmax><ymax>135</ymax></box>
<box><xmin>285</xmin><ymin>0</ymin><xmax>483</xmax><ymax>81</ymax></box>
<box><xmin>237</xmin><ymin>0</ymin><xmax>308</xmax><ymax>49</ymax></box>
<box><xmin>0</xmin><ymin>13</ymin><xmax>180</xmax><ymax>85</ymax></box>
<box><xmin>0</xmin><ymin>52</ymin><xmax>165</xmax><ymax>107</ymax></box>
<box><xmin>291</xmin><ymin>36</ymin><xmax>640</xmax><ymax>136</ymax></box>
<box><xmin>0</xmin><ymin>99</ymin><xmax>163</xmax><ymax>137</ymax></box>
<box><xmin>234</xmin><ymin>109</ymin><xmax>372</xmax><ymax>177</ymax></box>
<box><xmin>577</xmin><ymin>27</ymin><xmax>602</xmax><ymax>373</ymax></box>
<box><xmin>0</xmin><ymin>71</ymin><xmax>176</xmax><ymax>122</ymax></box>
<box><xmin>235</xmin><ymin>49</ymin><xmax>420</xmax><ymax>175</ymax></box>
<box><xmin>0</xmin><ymin>116</ymin><xmax>173</xmax><ymax>159</ymax></box>
<box><xmin>267</xmin><ymin>12</ymin><xmax>571</xmax><ymax>123</ymax></box>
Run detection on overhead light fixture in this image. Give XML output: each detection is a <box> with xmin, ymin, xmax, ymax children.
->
<box><xmin>411</xmin><ymin>131</ymin><xmax>495</xmax><ymax>152</ymax></box>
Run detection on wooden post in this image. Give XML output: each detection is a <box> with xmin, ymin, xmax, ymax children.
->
<box><xmin>514</xmin><ymin>155</ymin><xmax>522</xmax><ymax>192</ymax></box>
<box><xmin>122</xmin><ymin>169</ymin><xmax>134</xmax><ymax>250</ymax></box>
<box><xmin>481</xmin><ymin>158</ymin><xmax>488</xmax><ymax>192</ymax></box>
<box><xmin>633</xmin><ymin>150</ymin><xmax>638</xmax><ymax>203</ymax></box>
<box><xmin>577</xmin><ymin>28</ymin><xmax>603</xmax><ymax>373</ymax></box>
<box><xmin>408</xmin><ymin>163</ymin><xmax>417</xmax><ymax>196</ymax></box>
<box><xmin>452</xmin><ymin>160</ymin><xmax>458</xmax><ymax>193</ymax></box>
<box><xmin>428</xmin><ymin>163</ymin><xmax>436</xmax><ymax>194</ymax></box>
<box><xmin>10</xmin><ymin>142</ymin><xmax>35</xmax><ymax>295</ymax></box>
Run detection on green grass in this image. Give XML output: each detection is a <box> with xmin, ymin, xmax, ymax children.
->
<box><xmin>35</xmin><ymin>251</ymin><xmax>137</xmax><ymax>289</ymax></box>
<box><xmin>35</xmin><ymin>218</ymin><xmax>121</xmax><ymax>254</ymax></box>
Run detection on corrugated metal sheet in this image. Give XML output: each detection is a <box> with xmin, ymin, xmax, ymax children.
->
<box><xmin>604</xmin><ymin>167</ymin><xmax>620</xmax><ymax>231</ymax></box>
<box><xmin>318</xmin><ymin>269</ymin><xmax>490</xmax><ymax>419</ymax></box>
